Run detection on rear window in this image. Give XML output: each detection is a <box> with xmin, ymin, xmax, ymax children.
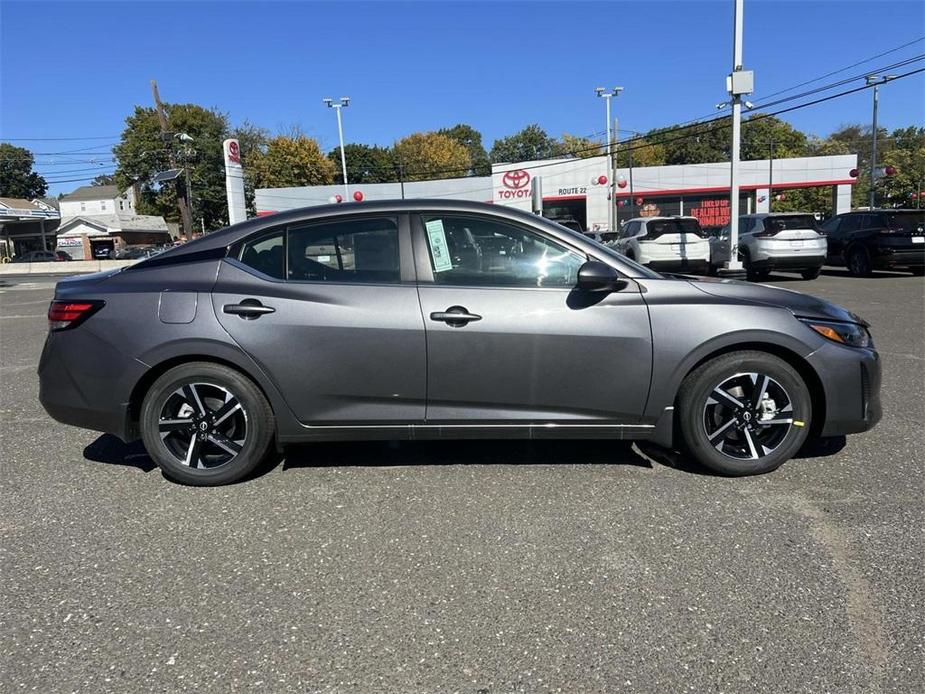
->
<box><xmin>885</xmin><ymin>211</ymin><xmax>925</xmax><ymax>234</ymax></box>
<box><xmin>647</xmin><ymin>219</ymin><xmax>704</xmax><ymax>237</ymax></box>
<box><xmin>765</xmin><ymin>215</ymin><xmax>818</xmax><ymax>232</ymax></box>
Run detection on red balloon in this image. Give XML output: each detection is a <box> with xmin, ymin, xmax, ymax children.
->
<box><xmin>335</xmin><ymin>194</ymin><xmax>343</xmax><ymax>203</ymax></box>
<box><xmin>617</xmin><ymin>179</ymin><xmax>628</xmax><ymax>188</ymax></box>
<box><xmin>353</xmin><ymin>191</ymin><xmax>364</xmax><ymax>202</ymax></box>
<box><xmin>884</xmin><ymin>166</ymin><xmax>896</xmax><ymax>176</ymax></box>
<box><xmin>598</xmin><ymin>175</ymin><xmax>608</xmax><ymax>185</ymax></box>
<box><xmin>849</xmin><ymin>168</ymin><xmax>859</xmax><ymax>178</ymax></box>
<box><xmin>635</xmin><ymin>197</ymin><xmax>643</xmax><ymax>205</ymax></box>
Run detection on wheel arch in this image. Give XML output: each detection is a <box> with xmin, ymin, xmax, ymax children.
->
<box><xmin>676</xmin><ymin>341</ymin><xmax>827</xmax><ymax>438</ymax></box>
<box><xmin>126</xmin><ymin>351</ymin><xmax>293</xmax><ymax>442</ymax></box>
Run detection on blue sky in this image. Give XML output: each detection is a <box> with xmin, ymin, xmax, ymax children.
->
<box><xmin>2</xmin><ymin>0</ymin><xmax>923</xmax><ymax>195</ymax></box>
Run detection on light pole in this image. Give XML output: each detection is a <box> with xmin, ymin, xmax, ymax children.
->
<box><xmin>596</xmin><ymin>86</ymin><xmax>623</xmax><ymax>231</ymax></box>
<box><xmin>721</xmin><ymin>0</ymin><xmax>753</xmax><ymax>276</ymax></box>
<box><xmin>324</xmin><ymin>97</ymin><xmax>350</xmax><ymax>200</ymax></box>
<box><xmin>865</xmin><ymin>75</ymin><xmax>894</xmax><ymax>209</ymax></box>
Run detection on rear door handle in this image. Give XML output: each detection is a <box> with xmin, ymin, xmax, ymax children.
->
<box><xmin>430</xmin><ymin>306</ymin><xmax>482</xmax><ymax>327</ymax></box>
<box><xmin>223</xmin><ymin>299</ymin><xmax>275</xmax><ymax>319</ymax></box>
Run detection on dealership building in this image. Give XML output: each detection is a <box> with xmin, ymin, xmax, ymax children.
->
<box><xmin>255</xmin><ymin>153</ymin><xmax>858</xmax><ymax>231</ymax></box>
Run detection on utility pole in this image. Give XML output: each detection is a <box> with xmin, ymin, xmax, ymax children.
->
<box><xmin>865</xmin><ymin>74</ymin><xmax>896</xmax><ymax>209</ymax></box>
<box><xmin>151</xmin><ymin>80</ymin><xmax>192</xmax><ymax>237</ymax></box>
<box><xmin>596</xmin><ymin>87</ymin><xmax>623</xmax><ymax>231</ymax></box>
<box><xmin>722</xmin><ymin>0</ymin><xmax>753</xmax><ymax>276</ymax></box>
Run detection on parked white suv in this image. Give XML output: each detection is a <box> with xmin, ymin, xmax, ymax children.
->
<box><xmin>614</xmin><ymin>216</ymin><xmax>711</xmax><ymax>274</ymax></box>
<box><xmin>710</xmin><ymin>213</ymin><xmax>827</xmax><ymax>280</ymax></box>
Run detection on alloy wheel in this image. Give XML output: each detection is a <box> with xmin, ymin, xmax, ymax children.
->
<box><xmin>702</xmin><ymin>372</ymin><xmax>794</xmax><ymax>460</ymax></box>
<box><xmin>158</xmin><ymin>382</ymin><xmax>248</xmax><ymax>469</ymax></box>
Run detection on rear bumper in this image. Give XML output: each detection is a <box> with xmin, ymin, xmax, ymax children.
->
<box><xmin>870</xmin><ymin>247</ymin><xmax>925</xmax><ymax>269</ymax></box>
<box><xmin>646</xmin><ymin>259</ymin><xmax>712</xmax><ymax>274</ymax></box>
<box><xmin>807</xmin><ymin>342</ymin><xmax>881</xmax><ymax>437</ymax></box>
<box><xmin>38</xmin><ymin>328</ymin><xmax>143</xmax><ymax>442</ymax></box>
<box><xmin>750</xmin><ymin>255</ymin><xmax>826</xmax><ymax>271</ymax></box>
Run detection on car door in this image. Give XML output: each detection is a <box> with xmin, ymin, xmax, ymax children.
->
<box><xmin>212</xmin><ymin>214</ymin><xmax>426</xmax><ymax>424</ymax></box>
<box><xmin>412</xmin><ymin>212</ymin><xmax>652</xmax><ymax>423</ymax></box>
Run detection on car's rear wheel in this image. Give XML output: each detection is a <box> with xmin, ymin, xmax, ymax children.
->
<box><xmin>140</xmin><ymin>362</ymin><xmax>275</xmax><ymax>485</ymax></box>
<box><xmin>800</xmin><ymin>267</ymin><xmax>822</xmax><ymax>280</ymax></box>
<box><xmin>910</xmin><ymin>267</ymin><xmax>924</xmax><ymax>276</ymax></box>
<box><xmin>846</xmin><ymin>247</ymin><xmax>872</xmax><ymax>277</ymax></box>
<box><xmin>677</xmin><ymin>351</ymin><xmax>811</xmax><ymax>476</ymax></box>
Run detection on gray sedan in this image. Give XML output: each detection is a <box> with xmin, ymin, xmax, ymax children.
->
<box><xmin>39</xmin><ymin>200</ymin><xmax>880</xmax><ymax>485</ymax></box>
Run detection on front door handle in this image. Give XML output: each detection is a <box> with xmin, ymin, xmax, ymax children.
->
<box><xmin>430</xmin><ymin>306</ymin><xmax>482</xmax><ymax>327</ymax></box>
<box><xmin>223</xmin><ymin>299</ymin><xmax>275</xmax><ymax>319</ymax></box>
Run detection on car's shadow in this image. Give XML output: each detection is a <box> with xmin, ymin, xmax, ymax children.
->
<box><xmin>83</xmin><ymin>434</ymin><xmax>847</xmax><ymax>481</ymax></box>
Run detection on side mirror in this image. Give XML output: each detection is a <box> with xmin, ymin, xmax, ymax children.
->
<box><xmin>576</xmin><ymin>260</ymin><xmax>620</xmax><ymax>292</ymax></box>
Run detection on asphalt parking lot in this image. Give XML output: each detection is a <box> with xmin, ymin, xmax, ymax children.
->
<box><xmin>1</xmin><ymin>269</ymin><xmax>922</xmax><ymax>693</ymax></box>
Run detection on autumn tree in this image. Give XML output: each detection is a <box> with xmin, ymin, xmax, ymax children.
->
<box><xmin>249</xmin><ymin>135</ymin><xmax>337</xmax><ymax>188</ymax></box>
<box><xmin>560</xmin><ymin>133</ymin><xmax>603</xmax><ymax>158</ymax></box>
<box><xmin>0</xmin><ymin>143</ymin><xmax>47</xmax><ymax>198</ymax></box>
<box><xmin>393</xmin><ymin>132</ymin><xmax>470</xmax><ymax>182</ymax></box>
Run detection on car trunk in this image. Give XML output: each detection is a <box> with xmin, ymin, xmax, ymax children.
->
<box><xmin>759</xmin><ymin>215</ymin><xmax>824</xmax><ymax>248</ymax></box>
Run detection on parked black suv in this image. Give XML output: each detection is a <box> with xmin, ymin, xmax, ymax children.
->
<box><xmin>820</xmin><ymin>209</ymin><xmax>925</xmax><ymax>276</ymax></box>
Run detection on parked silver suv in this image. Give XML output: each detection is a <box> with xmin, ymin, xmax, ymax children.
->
<box><xmin>711</xmin><ymin>213</ymin><xmax>827</xmax><ymax>281</ymax></box>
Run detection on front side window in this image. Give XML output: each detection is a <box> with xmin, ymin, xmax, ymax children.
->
<box><xmin>422</xmin><ymin>215</ymin><xmax>584</xmax><ymax>288</ymax></box>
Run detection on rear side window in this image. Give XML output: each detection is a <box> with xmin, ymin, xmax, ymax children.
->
<box><xmin>646</xmin><ymin>219</ymin><xmax>705</xmax><ymax>238</ymax></box>
<box><xmin>885</xmin><ymin>211</ymin><xmax>925</xmax><ymax>234</ymax></box>
<box><xmin>238</xmin><ymin>233</ymin><xmax>285</xmax><ymax>279</ymax></box>
<box><xmin>765</xmin><ymin>215</ymin><xmax>818</xmax><ymax>232</ymax></box>
<box><xmin>234</xmin><ymin>217</ymin><xmax>400</xmax><ymax>284</ymax></box>
<box><xmin>819</xmin><ymin>217</ymin><xmax>842</xmax><ymax>233</ymax></box>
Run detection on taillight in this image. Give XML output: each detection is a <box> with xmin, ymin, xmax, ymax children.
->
<box><xmin>48</xmin><ymin>300</ymin><xmax>103</xmax><ymax>331</ymax></box>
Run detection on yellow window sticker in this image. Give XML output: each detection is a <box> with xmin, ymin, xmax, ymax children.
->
<box><xmin>425</xmin><ymin>219</ymin><xmax>453</xmax><ymax>273</ymax></box>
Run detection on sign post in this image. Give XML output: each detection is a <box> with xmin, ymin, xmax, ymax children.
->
<box><xmin>223</xmin><ymin>139</ymin><xmax>247</xmax><ymax>226</ymax></box>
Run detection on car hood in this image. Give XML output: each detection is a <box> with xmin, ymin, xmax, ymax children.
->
<box><xmin>687</xmin><ymin>276</ymin><xmax>867</xmax><ymax>326</ymax></box>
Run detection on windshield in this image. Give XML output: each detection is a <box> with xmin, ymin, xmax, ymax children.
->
<box><xmin>766</xmin><ymin>215</ymin><xmax>818</xmax><ymax>232</ymax></box>
<box><xmin>885</xmin><ymin>211</ymin><xmax>925</xmax><ymax>233</ymax></box>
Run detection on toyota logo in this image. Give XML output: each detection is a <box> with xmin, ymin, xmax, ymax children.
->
<box><xmin>502</xmin><ymin>169</ymin><xmax>531</xmax><ymax>190</ymax></box>
<box><xmin>227</xmin><ymin>140</ymin><xmax>241</xmax><ymax>164</ymax></box>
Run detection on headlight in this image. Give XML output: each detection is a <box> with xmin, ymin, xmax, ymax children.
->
<box><xmin>800</xmin><ymin>318</ymin><xmax>872</xmax><ymax>348</ymax></box>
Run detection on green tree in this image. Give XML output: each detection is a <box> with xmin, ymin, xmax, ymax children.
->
<box><xmin>490</xmin><ymin>124</ymin><xmax>564</xmax><ymax>163</ymax></box>
<box><xmin>393</xmin><ymin>132</ymin><xmax>470</xmax><ymax>182</ymax></box>
<box><xmin>879</xmin><ymin>126</ymin><xmax>925</xmax><ymax>208</ymax></box>
<box><xmin>645</xmin><ymin>119</ymin><xmax>730</xmax><ymax>165</ymax></box>
<box><xmin>327</xmin><ymin>143</ymin><xmax>397</xmax><ymax>184</ymax></box>
<box><xmin>114</xmin><ymin>103</ymin><xmax>230</xmax><ymax>231</ymax></box>
<box><xmin>742</xmin><ymin>116</ymin><xmax>809</xmax><ymax>160</ymax></box>
<box><xmin>438</xmin><ymin>124</ymin><xmax>491</xmax><ymax>175</ymax></box>
<box><xmin>0</xmin><ymin>143</ymin><xmax>47</xmax><ymax>198</ymax></box>
<box><xmin>249</xmin><ymin>134</ymin><xmax>337</xmax><ymax>188</ymax></box>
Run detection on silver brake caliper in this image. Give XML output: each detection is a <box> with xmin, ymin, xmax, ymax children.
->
<box><xmin>758</xmin><ymin>393</ymin><xmax>778</xmax><ymax>422</ymax></box>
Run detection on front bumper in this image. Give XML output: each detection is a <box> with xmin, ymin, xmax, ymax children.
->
<box><xmin>806</xmin><ymin>341</ymin><xmax>882</xmax><ymax>437</ymax></box>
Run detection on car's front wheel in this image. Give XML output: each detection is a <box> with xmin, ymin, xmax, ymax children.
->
<box><xmin>140</xmin><ymin>362</ymin><xmax>275</xmax><ymax>485</ymax></box>
<box><xmin>677</xmin><ymin>351</ymin><xmax>812</xmax><ymax>476</ymax></box>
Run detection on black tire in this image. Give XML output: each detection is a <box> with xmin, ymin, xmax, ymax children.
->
<box><xmin>800</xmin><ymin>267</ymin><xmax>822</xmax><ymax>280</ymax></box>
<box><xmin>846</xmin><ymin>247</ymin><xmax>872</xmax><ymax>277</ymax></box>
<box><xmin>909</xmin><ymin>267</ymin><xmax>924</xmax><ymax>276</ymax></box>
<box><xmin>140</xmin><ymin>362</ymin><xmax>275</xmax><ymax>485</ymax></box>
<box><xmin>677</xmin><ymin>351</ymin><xmax>812</xmax><ymax>476</ymax></box>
